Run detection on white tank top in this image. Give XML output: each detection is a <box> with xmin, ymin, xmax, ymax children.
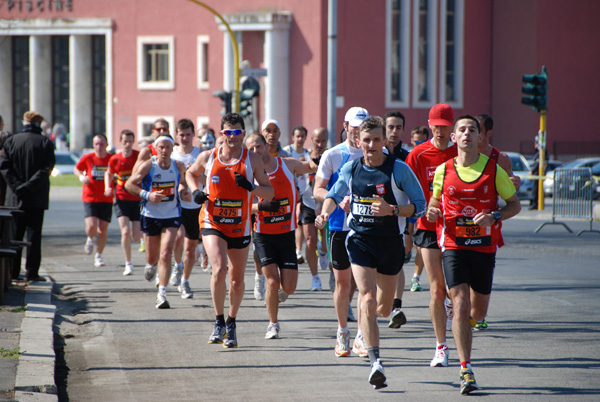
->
<box><xmin>171</xmin><ymin>146</ymin><xmax>202</xmax><ymax>209</ymax></box>
<box><xmin>141</xmin><ymin>156</ymin><xmax>181</xmax><ymax>219</ymax></box>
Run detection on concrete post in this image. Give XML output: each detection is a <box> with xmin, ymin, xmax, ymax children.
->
<box><xmin>29</xmin><ymin>36</ymin><xmax>52</xmax><ymax>124</ymax></box>
<box><xmin>69</xmin><ymin>35</ymin><xmax>93</xmax><ymax>151</ymax></box>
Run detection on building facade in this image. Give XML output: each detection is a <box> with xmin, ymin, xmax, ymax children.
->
<box><xmin>1</xmin><ymin>0</ymin><xmax>598</xmax><ymax>158</ymax></box>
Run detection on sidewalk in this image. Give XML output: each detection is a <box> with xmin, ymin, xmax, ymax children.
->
<box><xmin>0</xmin><ymin>269</ymin><xmax>57</xmax><ymax>402</ymax></box>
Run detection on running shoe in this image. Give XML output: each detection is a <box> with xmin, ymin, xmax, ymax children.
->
<box><xmin>144</xmin><ymin>264</ymin><xmax>157</xmax><ymax>282</ymax></box>
<box><xmin>224</xmin><ymin>322</ymin><xmax>238</xmax><ymax>348</ymax></box>
<box><xmin>388</xmin><ymin>308</ymin><xmax>407</xmax><ymax>329</ymax></box>
<box><xmin>318</xmin><ymin>251</ymin><xmax>329</xmax><ymax>270</ymax></box>
<box><xmin>335</xmin><ymin>330</ymin><xmax>351</xmax><ymax>357</ymax></box>
<box><xmin>352</xmin><ymin>333</ymin><xmax>368</xmax><ymax>357</ymax></box>
<box><xmin>208</xmin><ymin>320</ymin><xmax>227</xmax><ymax>344</ymax></box>
<box><xmin>138</xmin><ymin>242</ymin><xmax>145</xmax><ymax>253</ymax></box>
<box><xmin>410</xmin><ymin>276</ymin><xmax>422</xmax><ymax>292</ymax></box>
<box><xmin>329</xmin><ymin>270</ymin><xmax>335</xmax><ymax>293</ymax></box>
<box><xmin>347</xmin><ymin>304</ymin><xmax>356</xmax><ymax>322</ymax></box>
<box><xmin>278</xmin><ymin>289</ymin><xmax>288</xmax><ymax>303</ymax></box>
<box><xmin>296</xmin><ymin>250</ymin><xmax>305</xmax><ymax>264</ymax></box>
<box><xmin>155</xmin><ymin>293</ymin><xmax>170</xmax><ymax>309</ymax></box>
<box><xmin>170</xmin><ymin>262</ymin><xmax>183</xmax><ymax>286</ymax></box>
<box><xmin>265</xmin><ymin>322</ymin><xmax>281</xmax><ymax>339</ymax></box>
<box><xmin>460</xmin><ymin>368</ymin><xmax>479</xmax><ymax>395</ymax></box>
<box><xmin>94</xmin><ymin>254</ymin><xmax>105</xmax><ymax>268</ymax></box>
<box><xmin>445</xmin><ymin>297</ymin><xmax>454</xmax><ymax>330</ymax></box>
<box><xmin>310</xmin><ymin>275</ymin><xmax>322</xmax><ymax>292</ymax></box>
<box><xmin>84</xmin><ymin>237</ymin><xmax>95</xmax><ymax>255</ymax></box>
<box><xmin>369</xmin><ymin>359</ymin><xmax>388</xmax><ymax>389</ymax></box>
<box><xmin>123</xmin><ymin>262</ymin><xmax>134</xmax><ymax>276</ymax></box>
<box><xmin>430</xmin><ymin>345</ymin><xmax>449</xmax><ymax>367</ymax></box>
<box><xmin>178</xmin><ymin>281</ymin><xmax>193</xmax><ymax>299</ymax></box>
<box><xmin>474</xmin><ymin>319</ymin><xmax>488</xmax><ymax>330</ymax></box>
<box><xmin>404</xmin><ymin>249</ymin><xmax>412</xmax><ymax>264</ymax></box>
<box><xmin>254</xmin><ymin>273</ymin><xmax>265</xmax><ymax>301</ymax></box>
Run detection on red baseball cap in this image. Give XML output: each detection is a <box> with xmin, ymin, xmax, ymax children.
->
<box><xmin>428</xmin><ymin>103</ymin><xmax>455</xmax><ymax>126</ymax></box>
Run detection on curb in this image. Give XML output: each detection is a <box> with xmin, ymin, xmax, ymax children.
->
<box><xmin>14</xmin><ymin>269</ymin><xmax>58</xmax><ymax>402</ymax></box>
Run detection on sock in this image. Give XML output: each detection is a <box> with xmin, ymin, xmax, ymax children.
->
<box><xmin>95</xmin><ymin>252</ymin><xmax>101</xmax><ymax>258</ymax></box>
<box><xmin>312</xmin><ymin>274</ymin><xmax>319</xmax><ymax>279</ymax></box>
<box><xmin>126</xmin><ymin>261</ymin><xmax>132</xmax><ymax>265</ymax></box>
<box><xmin>436</xmin><ymin>342</ymin><xmax>448</xmax><ymax>349</ymax></box>
<box><xmin>413</xmin><ymin>274</ymin><xmax>420</xmax><ymax>280</ymax></box>
<box><xmin>181</xmin><ymin>278</ymin><xmax>189</xmax><ymax>284</ymax></box>
<box><xmin>338</xmin><ymin>326</ymin><xmax>349</xmax><ymax>334</ymax></box>
<box><xmin>226</xmin><ymin>316</ymin><xmax>236</xmax><ymax>326</ymax></box>
<box><xmin>393</xmin><ymin>298</ymin><xmax>402</xmax><ymax>309</ymax></box>
<box><xmin>367</xmin><ymin>347</ymin><xmax>380</xmax><ymax>364</ymax></box>
<box><xmin>357</xmin><ymin>329</ymin><xmax>363</xmax><ymax>338</ymax></box>
<box><xmin>158</xmin><ymin>286</ymin><xmax>167</xmax><ymax>295</ymax></box>
<box><xmin>461</xmin><ymin>361</ymin><xmax>472</xmax><ymax>370</ymax></box>
<box><xmin>216</xmin><ymin>314</ymin><xmax>225</xmax><ymax>326</ymax></box>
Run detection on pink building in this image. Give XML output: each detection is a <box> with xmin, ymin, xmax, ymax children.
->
<box><xmin>1</xmin><ymin>0</ymin><xmax>598</xmax><ymax>159</ymax></box>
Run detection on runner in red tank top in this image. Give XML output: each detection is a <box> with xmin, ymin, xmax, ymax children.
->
<box><xmin>186</xmin><ymin>113</ymin><xmax>273</xmax><ymax>348</ymax></box>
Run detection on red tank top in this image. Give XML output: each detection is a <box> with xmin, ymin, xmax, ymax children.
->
<box><xmin>149</xmin><ymin>144</ymin><xmax>158</xmax><ymax>156</ymax></box>
<box><xmin>254</xmin><ymin>158</ymin><xmax>298</xmax><ymax>235</ymax></box>
<box><xmin>437</xmin><ymin>157</ymin><xmax>500</xmax><ymax>253</ymax></box>
<box><xmin>200</xmin><ymin>147</ymin><xmax>253</xmax><ymax>237</ymax></box>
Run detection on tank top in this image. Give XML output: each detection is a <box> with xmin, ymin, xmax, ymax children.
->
<box><xmin>438</xmin><ymin>157</ymin><xmax>500</xmax><ymax>253</ymax></box>
<box><xmin>284</xmin><ymin>145</ymin><xmax>310</xmax><ymax>195</ymax></box>
<box><xmin>141</xmin><ymin>157</ymin><xmax>181</xmax><ymax>219</ymax></box>
<box><xmin>254</xmin><ymin>158</ymin><xmax>298</xmax><ymax>234</ymax></box>
<box><xmin>200</xmin><ymin>147</ymin><xmax>254</xmax><ymax>237</ymax></box>
<box><xmin>171</xmin><ymin>146</ymin><xmax>202</xmax><ymax>209</ymax></box>
<box><xmin>327</xmin><ymin>143</ymin><xmax>352</xmax><ymax>231</ymax></box>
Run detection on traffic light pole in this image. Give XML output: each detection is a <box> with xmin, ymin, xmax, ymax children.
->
<box><xmin>187</xmin><ymin>0</ymin><xmax>240</xmax><ymax>112</ymax></box>
<box><xmin>537</xmin><ymin>110</ymin><xmax>547</xmax><ymax>210</ymax></box>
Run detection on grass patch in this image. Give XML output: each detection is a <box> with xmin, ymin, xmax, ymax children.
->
<box><xmin>0</xmin><ymin>347</ymin><xmax>20</xmax><ymax>358</ymax></box>
<box><xmin>10</xmin><ymin>306</ymin><xmax>26</xmax><ymax>313</ymax></box>
<box><xmin>50</xmin><ymin>174</ymin><xmax>82</xmax><ymax>187</ymax></box>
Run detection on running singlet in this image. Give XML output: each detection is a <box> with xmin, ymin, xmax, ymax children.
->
<box><xmin>141</xmin><ymin>157</ymin><xmax>181</xmax><ymax>219</ymax></box>
<box><xmin>437</xmin><ymin>157</ymin><xmax>500</xmax><ymax>253</ymax></box>
<box><xmin>254</xmin><ymin>158</ymin><xmax>298</xmax><ymax>235</ymax></box>
<box><xmin>171</xmin><ymin>146</ymin><xmax>202</xmax><ymax>209</ymax></box>
<box><xmin>76</xmin><ymin>152</ymin><xmax>113</xmax><ymax>203</ymax></box>
<box><xmin>406</xmin><ymin>140</ymin><xmax>457</xmax><ymax>232</ymax></box>
<box><xmin>148</xmin><ymin>144</ymin><xmax>158</xmax><ymax>156</ymax></box>
<box><xmin>200</xmin><ymin>147</ymin><xmax>254</xmax><ymax>237</ymax></box>
<box><xmin>283</xmin><ymin>145</ymin><xmax>310</xmax><ymax>195</ymax></box>
<box><xmin>348</xmin><ymin>156</ymin><xmax>401</xmax><ymax>237</ymax></box>
<box><xmin>108</xmin><ymin>150</ymin><xmax>140</xmax><ymax>201</ymax></box>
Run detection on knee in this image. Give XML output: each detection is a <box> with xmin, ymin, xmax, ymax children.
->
<box><xmin>361</xmin><ymin>294</ymin><xmax>378</xmax><ymax>316</ymax></box>
<box><xmin>305</xmin><ymin>235</ymin><xmax>317</xmax><ymax>251</ymax></box>
<box><xmin>430</xmin><ymin>283</ymin><xmax>447</xmax><ymax>305</ymax></box>
<box><xmin>453</xmin><ymin>297</ymin><xmax>470</xmax><ymax>319</ymax></box>
<box><xmin>229</xmin><ymin>278</ymin><xmax>245</xmax><ymax>293</ymax></box>
<box><xmin>122</xmin><ymin>227</ymin><xmax>131</xmax><ymax>239</ymax></box>
<box><xmin>266</xmin><ymin>275</ymin><xmax>280</xmax><ymax>292</ymax></box>
<box><xmin>160</xmin><ymin>249</ymin><xmax>172</xmax><ymax>262</ymax></box>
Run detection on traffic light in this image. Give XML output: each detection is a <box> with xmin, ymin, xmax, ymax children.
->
<box><xmin>213</xmin><ymin>90</ymin><xmax>232</xmax><ymax>115</ymax></box>
<box><xmin>239</xmin><ymin>77</ymin><xmax>260</xmax><ymax>118</ymax></box>
<box><xmin>521</xmin><ymin>66</ymin><xmax>547</xmax><ymax>112</ymax></box>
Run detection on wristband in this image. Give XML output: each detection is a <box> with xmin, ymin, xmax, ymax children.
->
<box><xmin>79</xmin><ymin>175</ymin><xmax>86</xmax><ymax>183</ymax></box>
<box><xmin>140</xmin><ymin>190</ymin><xmax>150</xmax><ymax>201</ymax></box>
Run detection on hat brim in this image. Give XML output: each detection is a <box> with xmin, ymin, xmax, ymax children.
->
<box><xmin>348</xmin><ymin>119</ymin><xmax>365</xmax><ymax>127</ymax></box>
<box><xmin>429</xmin><ymin>118</ymin><xmax>454</xmax><ymax>127</ymax></box>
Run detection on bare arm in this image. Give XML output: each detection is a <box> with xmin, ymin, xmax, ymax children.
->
<box><xmin>426</xmin><ymin>196</ymin><xmax>441</xmax><ymax>223</ymax></box>
<box><xmin>186</xmin><ymin>150</ymin><xmax>209</xmax><ymax>193</ymax></box>
<box><xmin>473</xmin><ymin>193</ymin><xmax>521</xmax><ymax>227</ymax></box>
<box><xmin>249</xmin><ymin>152</ymin><xmax>274</xmax><ymax>201</ymax></box>
<box><xmin>175</xmin><ymin>160</ymin><xmax>191</xmax><ymax>202</ymax></box>
<box><xmin>125</xmin><ymin>160</ymin><xmax>165</xmax><ymax>204</ymax></box>
<box><xmin>315</xmin><ymin>197</ymin><xmax>338</xmax><ymax>229</ymax></box>
<box><xmin>104</xmin><ymin>168</ymin><xmax>114</xmax><ymax>197</ymax></box>
<box><xmin>132</xmin><ymin>147</ymin><xmax>152</xmax><ymax>174</ymax></box>
<box><xmin>313</xmin><ymin>176</ymin><xmax>330</xmax><ymax>204</ymax></box>
<box><xmin>498</xmin><ymin>152</ymin><xmax>521</xmax><ymax>190</ymax></box>
<box><xmin>285</xmin><ymin>157</ymin><xmax>318</xmax><ymax>175</ymax></box>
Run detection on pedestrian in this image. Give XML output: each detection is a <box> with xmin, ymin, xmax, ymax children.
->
<box><xmin>246</xmin><ymin>133</ymin><xmax>317</xmax><ymax>339</ymax></box>
<box><xmin>186</xmin><ymin>112</ymin><xmax>273</xmax><ymax>348</ymax></box>
<box><xmin>426</xmin><ymin>115</ymin><xmax>520</xmax><ymax>394</ymax></box>
<box><xmin>0</xmin><ymin>111</ymin><xmax>55</xmax><ymax>281</ymax></box>
<box><xmin>125</xmin><ymin>134</ymin><xmax>191</xmax><ymax>309</ymax></box>
<box><xmin>74</xmin><ymin>134</ymin><xmax>113</xmax><ymax>268</ymax></box>
<box><xmin>316</xmin><ymin>116</ymin><xmax>426</xmax><ymax>389</ymax></box>
<box><xmin>104</xmin><ymin>129</ymin><xmax>141</xmax><ymax>276</ymax></box>
<box><xmin>313</xmin><ymin>106</ymin><xmax>369</xmax><ymax>358</ymax></box>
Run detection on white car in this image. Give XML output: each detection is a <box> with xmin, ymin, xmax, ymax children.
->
<box><xmin>543</xmin><ymin>157</ymin><xmax>600</xmax><ymax>197</ymax></box>
<box><xmin>505</xmin><ymin>152</ymin><xmax>534</xmax><ymax>201</ymax></box>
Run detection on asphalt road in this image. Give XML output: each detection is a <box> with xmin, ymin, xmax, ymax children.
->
<box><xmin>42</xmin><ymin>187</ymin><xmax>600</xmax><ymax>401</ymax></box>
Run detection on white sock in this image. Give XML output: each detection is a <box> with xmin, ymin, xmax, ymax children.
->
<box><xmin>182</xmin><ymin>278</ymin><xmax>189</xmax><ymax>284</ymax></box>
<box><xmin>413</xmin><ymin>274</ymin><xmax>420</xmax><ymax>279</ymax></box>
<box><xmin>338</xmin><ymin>326</ymin><xmax>349</xmax><ymax>334</ymax></box>
<box><xmin>95</xmin><ymin>252</ymin><xmax>101</xmax><ymax>258</ymax></box>
<box><xmin>158</xmin><ymin>286</ymin><xmax>167</xmax><ymax>295</ymax></box>
<box><xmin>357</xmin><ymin>329</ymin><xmax>363</xmax><ymax>338</ymax></box>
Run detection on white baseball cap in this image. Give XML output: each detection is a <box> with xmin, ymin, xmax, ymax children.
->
<box><xmin>344</xmin><ymin>107</ymin><xmax>369</xmax><ymax>127</ymax></box>
<box><xmin>261</xmin><ymin>119</ymin><xmax>280</xmax><ymax>132</ymax></box>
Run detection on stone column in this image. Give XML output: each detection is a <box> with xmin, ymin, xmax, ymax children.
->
<box><xmin>69</xmin><ymin>35</ymin><xmax>92</xmax><ymax>151</ymax></box>
<box><xmin>0</xmin><ymin>38</ymin><xmax>13</xmax><ymax>132</ymax></box>
<box><xmin>29</xmin><ymin>36</ymin><xmax>52</xmax><ymax>124</ymax></box>
<box><xmin>264</xmin><ymin>28</ymin><xmax>290</xmax><ymax>143</ymax></box>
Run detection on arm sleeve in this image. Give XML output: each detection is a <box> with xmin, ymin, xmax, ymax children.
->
<box><xmin>325</xmin><ymin>162</ymin><xmax>351</xmax><ymax>204</ymax></box>
<box><xmin>432</xmin><ymin>163</ymin><xmax>446</xmax><ymax>199</ymax></box>
<box><xmin>495</xmin><ymin>165</ymin><xmax>517</xmax><ymax>200</ymax></box>
<box><xmin>393</xmin><ymin>161</ymin><xmax>427</xmax><ymax>218</ymax></box>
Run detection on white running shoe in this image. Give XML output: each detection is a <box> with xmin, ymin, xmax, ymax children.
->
<box><xmin>94</xmin><ymin>254</ymin><xmax>104</xmax><ymax>268</ymax></box>
<box><xmin>278</xmin><ymin>289</ymin><xmax>288</xmax><ymax>303</ymax></box>
<box><xmin>318</xmin><ymin>251</ymin><xmax>329</xmax><ymax>270</ymax></box>
<box><xmin>335</xmin><ymin>330</ymin><xmax>351</xmax><ymax>357</ymax></box>
<box><xmin>265</xmin><ymin>322</ymin><xmax>281</xmax><ymax>339</ymax></box>
<box><xmin>123</xmin><ymin>262</ymin><xmax>134</xmax><ymax>276</ymax></box>
<box><xmin>310</xmin><ymin>275</ymin><xmax>322</xmax><ymax>292</ymax></box>
<box><xmin>369</xmin><ymin>359</ymin><xmax>387</xmax><ymax>389</ymax></box>
<box><xmin>144</xmin><ymin>264</ymin><xmax>157</xmax><ymax>281</ymax></box>
<box><xmin>347</xmin><ymin>304</ymin><xmax>356</xmax><ymax>322</ymax></box>
<box><xmin>155</xmin><ymin>293</ymin><xmax>170</xmax><ymax>309</ymax></box>
<box><xmin>430</xmin><ymin>345</ymin><xmax>450</xmax><ymax>367</ymax></box>
<box><xmin>179</xmin><ymin>281</ymin><xmax>193</xmax><ymax>299</ymax></box>
<box><xmin>84</xmin><ymin>237</ymin><xmax>95</xmax><ymax>255</ymax></box>
<box><xmin>170</xmin><ymin>262</ymin><xmax>183</xmax><ymax>286</ymax></box>
<box><xmin>296</xmin><ymin>250</ymin><xmax>304</xmax><ymax>264</ymax></box>
<box><xmin>254</xmin><ymin>273</ymin><xmax>265</xmax><ymax>301</ymax></box>
<box><xmin>352</xmin><ymin>333</ymin><xmax>368</xmax><ymax>357</ymax></box>
<box><xmin>445</xmin><ymin>297</ymin><xmax>454</xmax><ymax>330</ymax></box>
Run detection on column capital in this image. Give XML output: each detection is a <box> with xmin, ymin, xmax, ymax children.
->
<box><xmin>217</xmin><ymin>11</ymin><xmax>292</xmax><ymax>32</ymax></box>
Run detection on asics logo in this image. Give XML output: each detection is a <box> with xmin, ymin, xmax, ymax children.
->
<box><xmin>464</xmin><ymin>238</ymin><xmax>482</xmax><ymax>245</ymax></box>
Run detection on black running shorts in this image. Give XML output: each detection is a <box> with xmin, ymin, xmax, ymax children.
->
<box><xmin>328</xmin><ymin>230</ymin><xmax>351</xmax><ymax>270</ymax></box>
<box><xmin>201</xmin><ymin>228</ymin><xmax>251</xmax><ymax>250</ymax></box>
<box><xmin>413</xmin><ymin>228</ymin><xmax>439</xmax><ymax>249</ymax></box>
<box><xmin>442</xmin><ymin>249</ymin><xmax>496</xmax><ymax>295</ymax></box>
<box><xmin>84</xmin><ymin>202</ymin><xmax>112</xmax><ymax>223</ymax></box>
<box><xmin>181</xmin><ymin>207</ymin><xmax>201</xmax><ymax>240</ymax></box>
<box><xmin>346</xmin><ymin>232</ymin><xmax>405</xmax><ymax>276</ymax></box>
<box><xmin>253</xmin><ymin>231</ymin><xmax>298</xmax><ymax>270</ymax></box>
<box><xmin>114</xmin><ymin>199</ymin><xmax>141</xmax><ymax>221</ymax></box>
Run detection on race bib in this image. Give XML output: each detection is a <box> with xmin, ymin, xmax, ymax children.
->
<box><xmin>214</xmin><ymin>198</ymin><xmax>243</xmax><ymax>224</ymax></box>
<box><xmin>263</xmin><ymin>197</ymin><xmax>292</xmax><ymax>224</ymax></box>
<box><xmin>455</xmin><ymin>216</ymin><xmax>492</xmax><ymax>247</ymax></box>
<box><xmin>152</xmin><ymin>181</ymin><xmax>175</xmax><ymax>202</ymax></box>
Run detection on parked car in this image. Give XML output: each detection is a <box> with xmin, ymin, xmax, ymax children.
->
<box><xmin>543</xmin><ymin>157</ymin><xmax>600</xmax><ymax>197</ymax></box>
<box><xmin>505</xmin><ymin>152</ymin><xmax>534</xmax><ymax>201</ymax></box>
<box><xmin>52</xmin><ymin>151</ymin><xmax>80</xmax><ymax>176</ymax></box>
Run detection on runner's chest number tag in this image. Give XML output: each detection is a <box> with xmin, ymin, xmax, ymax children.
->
<box><xmin>455</xmin><ymin>216</ymin><xmax>492</xmax><ymax>246</ymax></box>
<box><xmin>351</xmin><ymin>196</ymin><xmax>375</xmax><ymax>216</ymax></box>
<box><xmin>214</xmin><ymin>198</ymin><xmax>242</xmax><ymax>224</ymax></box>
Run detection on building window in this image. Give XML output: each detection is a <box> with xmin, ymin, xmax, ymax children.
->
<box><xmin>439</xmin><ymin>0</ymin><xmax>464</xmax><ymax>107</ymax></box>
<box><xmin>137</xmin><ymin>116</ymin><xmax>175</xmax><ymax>141</ymax></box>
<box><xmin>137</xmin><ymin>36</ymin><xmax>175</xmax><ymax>90</ymax></box>
<box><xmin>52</xmin><ymin>36</ymin><xmax>70</xmax><ymax>130</ymax></box>
<box><xmin>385</xmin><ymin>0</ymin><xmax>410</xmax><ymax>108</ymax></box>
<box><xmin>412</xmin><ymin>0</ymin><xmax>437</xmax><ymax>108</ymax></box>
<box><xmin>12</xmin><ymin>36</ymin><xmax>29</xmax><ymax>133</ymax></box>
<box><xmin>92</xmin><ymin>35</ymin><xmax>106</xmax><ymax>135</ymax></box>
<box><xmin>197</xmin><ymin>36</ymin><xmax>209</xmax><ymax>90</ymax></box>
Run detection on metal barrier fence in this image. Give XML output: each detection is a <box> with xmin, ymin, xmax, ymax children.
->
<box><xmin>535</xmin><ymin>168</ymin><xmax>599</xmax><ymax>235</ymax></box>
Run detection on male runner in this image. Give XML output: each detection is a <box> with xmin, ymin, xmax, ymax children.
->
<box><xmin>75</xmin><ymin>134</ymin><xmax>113</xmax><ymax>268</ymax></box>
<box><xmin>105</xmin><ymin>129</ymin><xmax>141</xmax><ymax>275</ymax></box>
<box><xmin>405</xmin><ymin>103</ymin><xmax>458</xmax><ymax>367</ymax></box>
<box><xmin>125</xmin><ymin>135</ymin><xmax>191</xmax><ymax>309</ymax></box>
<box><xmin>426</xmin><ymin>115</ymin><xmax>520</xmax><ymax>394</ymax></box>
<box><xmin>186</xmin><ymin>113</ymin><xmax>273</xmax><ymax>348</ymax></box>
<box><xmin>316</xmin><ymin>116</ymin><xmax>425</xmax><ymax>389</ymax></box>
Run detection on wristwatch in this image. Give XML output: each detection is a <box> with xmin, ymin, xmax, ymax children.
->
<box><xmin>491</xmin><ymin>211</ymin><xmax>501</xmax><ymax>223</ymax></box>
<box><xmin>393</xmin><ymin>205</ymin><xmax>400</xmax><ymax>216</ymax></box>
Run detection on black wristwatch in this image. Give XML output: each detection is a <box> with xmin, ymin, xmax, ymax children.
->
<box><xmin>491</xmin><ymin>211</ymin><xmax>501</xmax><ymax>223</ymax></box>
<box><xmin>393</xmin><ymin>205</ymin><xmax>400</xmax><ymax>216</ymax></box>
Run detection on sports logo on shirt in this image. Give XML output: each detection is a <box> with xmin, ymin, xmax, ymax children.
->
<box><xmin>448</xmin><ymin>186</ymin><xmax>456</xmax><ymax>195</ymax></box>
<box><xmin>461</xmin><ymin>206</ymin><xmax>477</xmax><ymax>217</ymax></box>
<box><xmin>212</xmin><ymin>175</ymin><xmax>219</xmax><ymax>183</ymax></box>
<box><xmin>376</xmin><ymin>184</ymin><xmax>385</xmax><ymax>195</ymax></box>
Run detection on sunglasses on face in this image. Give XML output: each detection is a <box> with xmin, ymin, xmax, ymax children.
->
<box><xmin>221</xmin><ymin>129</ymin><xmax>244</xmax><ymax>137</ymax></box>
<box><xmin>154</xmin><ymin>127</ymin><xmax>168</xmax><ymax>133</ymax></box>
